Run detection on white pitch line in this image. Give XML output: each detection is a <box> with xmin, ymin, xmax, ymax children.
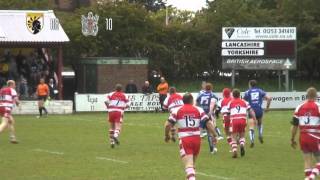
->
<box><xmin>33</xmin><ymin>148</ymin><xmax>64</xmax><ymax>155</ymax></box>
<box><xmin>197</xmin><ymin>171</ymin><xmax>233</xmax><ymax>180</ymax></box>
<box><xmin>96</xmin><ymin>156</ymin><xmax>129</xmax><ymax>164</ymax></box>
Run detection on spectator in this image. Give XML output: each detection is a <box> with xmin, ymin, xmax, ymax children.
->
<box><xmin>125</xmin><ymin>80</ymin><xmax>138</xmax><ymax>93</ymax></box>
<box><xmin>48</xmin><ymin>78</ymin><xmax>58</xmax><ymax>99</ymax></box>
<box><xmin>142</xmin><ymin>81</ymin><xmax>153</xmax><ymax>94</ymax></box>
<box><xmin>18</xmin><ymin>75</ymin><xmax>28</xmax><ymax>99</ymax></box>
<box><xmin>157</xmin><ymin>77</ymin><xmax>169</xmax><ymax>112</ymax></box>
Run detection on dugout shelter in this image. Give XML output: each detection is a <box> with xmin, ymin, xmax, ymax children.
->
<box><xmin>0</xmin><ymin>10</ymin><xmax>69</xmax><ymax>99</ymax></box>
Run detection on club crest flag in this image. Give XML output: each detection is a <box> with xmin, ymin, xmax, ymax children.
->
<box><xmin>81</xmin><ymin>12</ymin><xmax>99</xmax><ymax>36</ymax></box>
<box><xmin>26</xmin><ymin>13</ymin><xmax>44</xmax><ymax>34</ymax></box>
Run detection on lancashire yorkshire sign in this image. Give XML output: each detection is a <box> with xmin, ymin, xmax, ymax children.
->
<box><xmin>221</xmin><ymin>27</ymin><xmax>297</xmax><ymax>70</ymax></box>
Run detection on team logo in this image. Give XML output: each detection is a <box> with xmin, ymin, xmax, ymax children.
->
<box><xmin>225</xmin><ymin>28</ymin><xmax>235</xmax><ymax>38</ymax></box>
<box><xmin>26</xmin><ymin>13</ymin><xmax>44</xmax><ymax>34</ymax></box>
<box><xmin>81</xmin><ymin>12</ymin><xmax>99</xmax><ymax>36</ymax></box>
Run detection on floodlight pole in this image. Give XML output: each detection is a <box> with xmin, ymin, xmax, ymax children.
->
<box><xmin>285</xmin><ymin>69</ymin><xmax>289</xmax><ymax>92</ymax></box>
<box><xmin>231</xmin><ymin>69</ymin><xmax>235</xmax><ymax>88</ymax></box>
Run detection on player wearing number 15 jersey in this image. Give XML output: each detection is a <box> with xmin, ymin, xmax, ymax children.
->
<box><xmin>244</xmin><ymin>80</ymin><xmax>271</xmax><ymax>147</ymax></box>
<box><xmin>291</xmin><ymin>87</ymin><xmax>320</xmax><ymax>180</ymax></box>
<box><xmin>105</xmin><ymin>84</ymin><xmax>129</xmax><ymax>148</ymax></box>
<box><xmin>227</xmin><ymin>89</ymin><xmax>256</xmax><ymax>158</ymax></box>
<box><xmin>164</xmin><ymin>93</ymin><xmax>217</xmax><ymax>180</ymax></box>
<box><xmin>163</xmin><ymin>87</ymin><xmax>184</xmax><ymax>142</ymax></box>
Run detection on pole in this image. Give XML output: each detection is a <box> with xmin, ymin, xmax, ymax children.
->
<box><xmin>231</xmin><ymin>69</ymin><xmax>235</xmax><ymax>88</ymax></box>
<box><xmin>57</xmin><ymin>45</ymin><xmax>63</xmax><ymax>99</ymax></box>
<box><xmin>278</xmin><ymin>70</ymin><xmax>281</xmax><ymax>91</ymax></box>
<box><xmin>165</xmin><ymin>4</ymin><xmax>168</xmax><ymax>26</ymax></box>
<box><xmin>285</xmin><ymin>69</ymin><xmax>289</xmax><ymax>92</ymax></box>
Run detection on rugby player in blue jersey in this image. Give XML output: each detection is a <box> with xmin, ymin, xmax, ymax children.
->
<box><xmin>244</xmin><ymin>80</ymin><xmax>271</xmax><ymax>147</ymax></box>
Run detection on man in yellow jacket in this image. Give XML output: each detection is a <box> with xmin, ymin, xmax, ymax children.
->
<box><xmin>157</xmin><ymin>77</ymin><xmax>169</xmax><ymax>112</ymax></box>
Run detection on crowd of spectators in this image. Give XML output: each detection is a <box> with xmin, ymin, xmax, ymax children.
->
<box><xmin>0</xmin><ymin>49</ymin><xmax>57</xmax><ymax>99</ymax></box>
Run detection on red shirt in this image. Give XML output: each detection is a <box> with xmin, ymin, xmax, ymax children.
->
<box><xmin>294</xmin><ymin>100</ymin><xmax>320</xmax><ymax>135</ymax></box>
<box><xmin>227</xmin><ymin>98</ymin><xmax>250</xmax><ymax>121</ymax></box>
<box><xmin>218</xmin><ymin>97</ymin><xmax>232</xmax><ymax>120</ymax></box>
<box><xmin>170</xmin><ymin>104</ymin><xmax>208</xmax><ymax>138</ymax></box>
<box><xmin>163</xmin><ymin>93</ymin><xmax>184</xmax><ymax>112</ymax></box>
<box><xmin>106</xmin><ymin>91</ymin><xmax>129</xmax><ymax>112</ymax></box>
<box><xmin>0</xmin><ymin>87</ymin><xmax>17</xmax><ymax>108</ymax></box>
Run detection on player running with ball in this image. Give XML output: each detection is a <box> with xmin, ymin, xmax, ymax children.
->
<box><xmin>227</xmin><ymin>89</ymin><xmax>256</xmax><ymax>158</ymax></box>
<box><xmin>164</xmin><ymin>93</ymin><xmax>217</xmax><ymax>180</ymax></box>
<box><xmin>105</xmin><ymin>84</ymin><xmax>129</xmax><ymax>148</ymax></box>
<box><xmin>291</xmin><ymin>87</ymin><xmax>320</xmax><ymax>180</ymax></box>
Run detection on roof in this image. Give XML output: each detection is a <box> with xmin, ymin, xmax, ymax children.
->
<box><xmin>0</xmin><ymin>10</ymin><xmax>69</xmax><ymax>46</ymax></box>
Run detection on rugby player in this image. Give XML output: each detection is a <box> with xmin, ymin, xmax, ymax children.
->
<box><xmin>105</xmin><ymin>84</ymin><xmax>129</xmax><ymax>148</ymax></box>
<box><xmin>163</xmin><ymin>87</ymin><xmax>184</xmax><ymax>142</ymax></box>
<box><xmin>244</xmin><ymin>80</ymin><xmax>271</xmax><ymax>147</ymax></box>
<box><xmin>164</xmin><ymin>93</ymin><xmax>217</xmax><ymax>180</ymax></box>
<box><xmin>227</xmin><ymin>89</ymin><xmax>256</xmax><ymax>158</ymax></box>
<box><xmin>196</xmin><ymin>83</ymin><xmax>222</xmax><ymax>154</ymax></box>
<box><xmin>291</xmin><ymin>87</ymin><xmax>320</xmax><ymax>180</ymax></box>
<box><xmin>0</xmin><ymin>80</ymin><xmax>20</xmax><ymax>143</ymax></box>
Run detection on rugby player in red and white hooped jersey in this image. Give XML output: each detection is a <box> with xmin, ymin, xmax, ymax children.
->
<box><xmin>105</xmin><ymin>84</ymin><xmax>129</xmax><ymax>148</ymax></box>
<box><xmin>216</xmin><ymin>88</ymin><xmax>233</xmax><ymax>147</ymax></box>
<box><xmin>164</xmin><ymin>93</ymin><xmax>217</xmax><ymax>180</ymax></box>
<box><xmin>0</xmin><ymin>80</ymin><xmax>20</xmax><ymax>143</ymax></box>
<box><xmin>227</xmin><ymin>89</ymin><xmax>256</xmax><ymax>158</ymax></box>
<box><xmin>291</xmin><ymin>87</ymin><xmax>320</xmax><ymax>180</ymax></box>
<box><xmin>163</xmin><ymin>87</ymin><xmax>184</xmax><ymax>142</ymax></box>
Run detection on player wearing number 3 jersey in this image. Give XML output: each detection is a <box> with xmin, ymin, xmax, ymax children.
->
<box><xmin>164</xmin><ymin>93</ymin><xmax>218</xmax><ymax>180</ymax></box>
<box><xmin>291</xmin><ymin>87</ymin><xmax>320</xmax><ymax>180</ymax></box>
<box><xmin>105</xmin><ymin>84</ymin><xmax>129</xmax><ymax>148</ymax></box>
<box><xmin>163</xmin><ymin>87</ymin><xmax>184</xmax><ymax>142</ymax></box>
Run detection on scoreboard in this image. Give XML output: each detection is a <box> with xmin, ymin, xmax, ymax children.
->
<box><xmin>221</xmin><ymin>27</ymin><xmax>296</xmax><ymax>70</ymax></box>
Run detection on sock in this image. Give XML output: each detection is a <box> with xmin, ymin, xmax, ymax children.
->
<box><xmin>171</xmin><ymin>128</ymin><xmax>176</xmax><ymax>138</ymax></box>
<box><xmin>109</xmin><ymin>129</ymin><xmax>114</xmax><ymax>144</ymax></box>
<box><xmin>215</xmin><ymin>127</ymin><xmax>222</xmax><ymax>137</ymax></box>
<box><xmin>185</xmin><ymin>167</ymin><xmax>195</xmax><ymax>180</ymax></box>
<box><xmin>231</xmin><ymin>140</ymin><xmax>238</xmax><ymax>152</ymax></box>
<box><xmin>310</xmin><ymin>163</ymin><xmax>320</xmax><ymax>179</ymax></box>
<box><xmin>39</xmin><ymin>108</ymin><xmax>42</xmax><ymax>116</ymax></box>
<box><xmin>208</xmin><ymin>135</ymin><xmax>214</xmax><ymax>152</ymax></box>
<box><xmin>249</xmin><ymin>129</ymin><xmax>255</xmax><ymax>143</ymax></box>
<box><xmin>239</xmin><ymin>138</ymin><xmax>245</xmax><ymax>147</ymax></box>
<box><xmin>258</xmin><ymin>125</ymin><xmax>263</xmax><ymax>137</ymax></box>
<box><xmin>305</xmin><ymin>168</ymin><xmax>312</xmax><ymax>178</ymax></box>
<box><xmin>227</xmin><ymin>136</ymin><xmax>232</xmax><ymax>145</ymax></box>
<box><xmin>114</xmin><ymin>129</ymin><xmax>120</xmax><ymax>138</ymax></box>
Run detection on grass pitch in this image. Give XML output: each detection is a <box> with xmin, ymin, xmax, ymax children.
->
<box><xmin>0</xmin><ymin>111</ymin><xmax>304</xmax><ymax>180</ymax></box>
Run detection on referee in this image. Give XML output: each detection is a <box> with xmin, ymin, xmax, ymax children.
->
<box><xmin>36</xmin><ymin>78</ymin><xmax>49</xmax><ymax>118</ymax></box>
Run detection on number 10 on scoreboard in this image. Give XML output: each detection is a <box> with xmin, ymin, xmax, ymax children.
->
<box><xmin>106</xmin><ymin>18</ymin><xmax>112</xmax><ymax>31</ymax></box>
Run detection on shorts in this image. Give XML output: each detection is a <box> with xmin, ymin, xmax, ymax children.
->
<box><xmin>249</xmin><ymin>108</ymin><xmax>263</xmax><ymax>119</ymax></box>
<box><xmin>230</xmin><ymin>119</ymin><xmax>246</xmax><ymax>133</ymax></box>
<box><xmin>223</xmin><ymin>116</ymin><xmax>231</xmax><ymax>132</ymax></box>
<box><xmin>38</xmin><ymin>95</ymin><xmax>47</xmax><ymax>101</ymax></box>
<box><xmin>300</xmin><ymin>133</ymin><xmax>320</xmax><ymax>153</ymax></box>
<box><xmin>108</xmin><ymin>111</ymin><xmax>123</xmax><ymax>123</ymax></box>
<box><xmin>0</xmin><ymin>106</ymin><xmax>12</xmax><ymax>118</ymax></box>
<box><xmin>200</xmin><ymin>114</ymin><xmax>214</xmax><ymax>129</ymax></box>
<box><xmin>179</xmin><ymin>136</ymin><xmax>201</xmax><ymax>157</ymax></box>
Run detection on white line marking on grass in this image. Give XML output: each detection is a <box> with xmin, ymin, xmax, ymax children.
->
<box><xmin>33</xmin><ymin>148</ymin><xmax>64</xmax><ymax>155</ymax></box>
<box><xmin>197</xmin><ymin>171</ymin><xmax>233</xmax><ymax>180</ymax></box>
<box><xmin>96</xmin><ymin>156</ymin><xmax>129</xmax><ymax>164</ymax></box>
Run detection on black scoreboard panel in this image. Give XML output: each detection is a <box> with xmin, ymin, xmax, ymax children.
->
<box><xmin>265</xmin><ymin>41</ymin><xmax>295</xmax><ymax>57</ymax></box>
